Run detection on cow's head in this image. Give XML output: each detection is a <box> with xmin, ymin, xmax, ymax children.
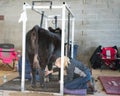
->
<box><xmin>48</xmin><ymin>27</ymin><xmax>61</xmax><ymax>36</ymax></box>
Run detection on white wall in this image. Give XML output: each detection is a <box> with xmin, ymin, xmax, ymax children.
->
<box><xmin>0</xmin><ymin>0</ymin><xmax>120</xmax><ymax>62</ymax></box>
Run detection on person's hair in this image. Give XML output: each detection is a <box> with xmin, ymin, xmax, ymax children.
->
<box><xmin>64</xmin><ymin>56</ymin><xmax>70</xmax><ymax>68</ymax></box>
<box><xmin>55</xmin><ymin>56</ymin><xmax>70</xmax><ymax>69</ymax></box>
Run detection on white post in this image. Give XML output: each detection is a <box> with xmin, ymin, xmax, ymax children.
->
<box><xmin>60</xmin><ymin>3</ymin><xmax>66</xmax><ymax>95</ymax></box>
<box><xmin>21</xmin><ymin>3</ymin><xmax>27</xmax><ymax>92</ymax></box>
<box><xmin>45</xmin><ymin>18</ymin><xmax>48</xmax><ymax>30</ymax></box>
<box><xmin>71</xmin><ymin>18</ymin><xmax>75</xmax><ymax>58</ymax></box>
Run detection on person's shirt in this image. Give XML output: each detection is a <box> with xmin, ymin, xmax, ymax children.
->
<box><xmin>64</xmin><ymin>58</ymin><xmax>89</xmax><ymax>83</ymax></box>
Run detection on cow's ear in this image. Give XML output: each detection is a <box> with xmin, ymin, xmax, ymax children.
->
<box><xmin>55</xmin><ymin>28</ymin><xmax>61</xmax><ymax>33</ymax></box>
<box><xmin>48</xmin><ymin>27</ymin><xmax>55</xmax><ymax>32</ymax></box>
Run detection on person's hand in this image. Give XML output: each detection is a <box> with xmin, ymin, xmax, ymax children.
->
<box><xmin>45</xmin><ymin>70</ymin><xmax>53</xmax><ymax>76</ymax></box>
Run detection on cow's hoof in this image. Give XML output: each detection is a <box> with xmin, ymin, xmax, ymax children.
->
<box><xmin>40</xmin><ymin>84</ymin><xmax>45</xmax><ymax>88</ymax></box>
<box><xmin>31</xmin><ymin>84</ymin><xmax>36</xmax><ymax>88</ymax></box>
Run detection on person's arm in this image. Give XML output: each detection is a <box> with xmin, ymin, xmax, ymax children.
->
<box><xmin>45</xmin><ymin>67</ymin><xmax>60</xmax><ymax>76</ymax></box>
<box><xmin>74</xmin><ymin>67</ymin><xmax>86</xmax><ymax>77</ymax></box>
<box><xmin>45</xmin><ymin>70</ymin><xmax>53</xmax><ymax>76</ymax></box>
<box><xmin>71</xmin><ymin>59</ymin><xmax>88</xmax><ymax>72</ymax></box>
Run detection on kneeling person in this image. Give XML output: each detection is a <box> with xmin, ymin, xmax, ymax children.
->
<box><xmin>45</xmin><ymin>56</ymin><xmax>94</xmax><ymax>91</ymax></box>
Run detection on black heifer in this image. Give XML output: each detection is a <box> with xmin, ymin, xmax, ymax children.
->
<box><xmin>26</xmin><ymin>25</ymin><xmax>61</xmax><ymax>87</ymax></box>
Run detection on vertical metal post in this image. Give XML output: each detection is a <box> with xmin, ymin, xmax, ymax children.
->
<box><xmin>60</xmin><ymin>2</ymin><xmax>66</xmax><ymax>95</ymax></box>
<box><xmin>45</xmin><ymin>18</ymin><xmax>48</xmax><ymax>30</ymax></box>
<box><xmin>67</xmin><ymin>12</ymin><xmax>70</xmax><ymax>57</ymax></box>
<box><xmin>21</xmin><ymin>3</ymin><xmax>27</xmax><ymax>92</ymax></box>
<box><xmin>54</xmin><ymin>16</ymin><xmax>57</xmax><ymax>28</ymax></box>
<box><xmin>71</xmin><ymin>18</ymin><xmax>75</xmax><ymax>58</ymax></box>
<box><xmin>40</xmin><ymin>11</ymin><xmax>44</xmax><ymax>27</ymax></box>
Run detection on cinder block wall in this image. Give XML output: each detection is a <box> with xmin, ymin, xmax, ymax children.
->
<box><xmin>0</xmin><ymin>0</ymin><xmax>120</xmax><ymax>64</ymax></box>
<box><xmin>73</xmin><ymin>0</ymin><xmax>120</xmax><ymax>63</ymax></box>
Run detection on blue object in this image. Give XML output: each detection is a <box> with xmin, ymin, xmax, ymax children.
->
<box><xmin>64</xmin><ymin>88</ymin><xmax>87</xmax><ymax>95</ymax></box>
<box><xmin>73</xmin><ymin>44</ymin><xmax>78</xmax><ymax>59</ymax></box>
<box><xmin>18</xmin><ymin>57</ymin><xmax>31</xmax><ymax>79</ymax></box>
<box><xmin>18</xmin><ymin>56</ymin><xmax>40</xmax><ymax>81</ymax></box>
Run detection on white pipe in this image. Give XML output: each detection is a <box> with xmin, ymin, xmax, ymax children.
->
<box><xmin>32</xmin><ymin>8</ymin><xmax>48</xmax><ymax>18</ymax></box>
<box><xmin>21</xmin><ymin>4</ymin><xmax>27</xmax><ymax>92</ymax></box>
<box><xmin>48</xmin><ymin>15</ymin><xmax>61</xmax><ymax>18</ymax></box>
<box><xmin>24</xmin><ymin>2</ymin><xmax>74</xmax><ymax>18</ymax></box>
<box><xmin>47</xmin><ymin>18</ymin><xmax>74</xmax><ymax>21</ymax></box>
<box><xmin>71</xmin><ymin>18</ymin><xmax>75</xmax><ymax>58</ymax></box>
<box><xmin>60</xmin><ymin>3</ymin><xmax>66</xmax><ymax>96</ymax></box>
<box><xmin>20</xmin><ymin>2</ymin><xmax>75</xmax><ymax>95</ymax></box>
<box><xmin>64</xmin><ymin>3</ymin><xmax>74</xmax><ymax>17</ymax></box>
<box><xmin>45</xmin><ymin>18</ymin><xmax>48</xmax><ymax>30</ymax></box>
<box><xmin>24</xmin><ymin>2</ymin><xmax>74</xmax><ymax>19</ymax></box>
<box><xmin>25</xmin><ymin>5</ymin><xmax>63</xmax><ymax>9</ymax></box>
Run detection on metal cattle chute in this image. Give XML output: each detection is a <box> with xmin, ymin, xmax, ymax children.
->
<box><xmin>19</xmin><ymin>1</ymin><xmax>75</xmax><ymax>95</ymax></box>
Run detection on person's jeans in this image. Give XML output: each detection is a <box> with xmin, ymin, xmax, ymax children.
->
<box><xmin>64</xmin><ymin>69</ymin><xmax>91</xmax><ymax>89</ymax></box>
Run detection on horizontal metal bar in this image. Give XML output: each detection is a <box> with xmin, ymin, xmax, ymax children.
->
<box><xmin>24</xmin><ymin>2</ymin><xmax>74</xmax><ymax>18</ymax></box>
<box><xmin>47</xmin><ymin>18</ymin><xmax>75</xmax><ymax>21</ymax></box>
<box><xmin>32</xmin><ymin>8</ymin><xmax>48</xmax><ymax>18</ymax></box>
<box><xmin>25</xmin><ymin>5</ymin><xmax>63</xmax><ymax>9</ymax></box>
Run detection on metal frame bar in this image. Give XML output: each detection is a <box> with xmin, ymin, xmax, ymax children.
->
<box><xmin>25</xmin><ymin>5</ymin><xmax>63</xmax><ymax>9</ymax></box>
<box><xmin>60</xmin><ymin>4</ymin><xmax>65</xmax><ymax>95</ymax></box>
<box><xmin>20</xmin><ymin>2</ymin><xmax>74</xmax><ymax>95</ymax></box>
<box><xmin>21</xmin><ymin>3</ymin><xmax>27</xmax><ymax>92</ymax></box>
<box><xmin>71</xmin><ymin>18</ymin><xmax>75</xmax><ymax>58</ymax></box>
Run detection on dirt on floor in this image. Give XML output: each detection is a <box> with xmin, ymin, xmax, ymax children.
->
<box><xmin>0</xmin><ymin>69</ymin><xmax>120</xmax><ymax>96</ymax></box>
<box><xmin>0</xmin><ymin>70</ymin><xmax>60</xmax><ymax>96</ymax></box>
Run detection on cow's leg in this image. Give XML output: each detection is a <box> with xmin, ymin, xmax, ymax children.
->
<box><xmin>31</xmin><ymin>68</ymin><xmax>36</xmax><ymax>88</ymax></box>
<box><xmin>28</xmin><ymin>54</ymin><xmax>37</xmax><ymax>88</ymax></box>
<box><xmin>38</xmin><ymin>67</ymin><xmax>45</xmax><ymax>87</ymax></box>
<box><xmin>53</xmin><ymin>49</ymin><xmax>61</xmax><ymax>80</ymax></box>
<box><xmin>47</xmin><ymin>44</ymin><xmax>54</xmax><ymax>81</ymax></box>
<box><xmin>48</xmin><ymin>62</ymin><xmax>53</xmax><ymax>81</ymax></box>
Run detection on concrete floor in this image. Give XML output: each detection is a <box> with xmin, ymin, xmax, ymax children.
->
<box><xmin>0</xmin><ymin>69</ymin><xmax>120</xmax><ymax>96</ymax></box>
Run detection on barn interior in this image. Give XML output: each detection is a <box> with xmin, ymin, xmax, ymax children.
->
<box><xmin>0</xmin><ymin>0</ymin><xmax>120</xmax><ymax>96</ymax></box>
